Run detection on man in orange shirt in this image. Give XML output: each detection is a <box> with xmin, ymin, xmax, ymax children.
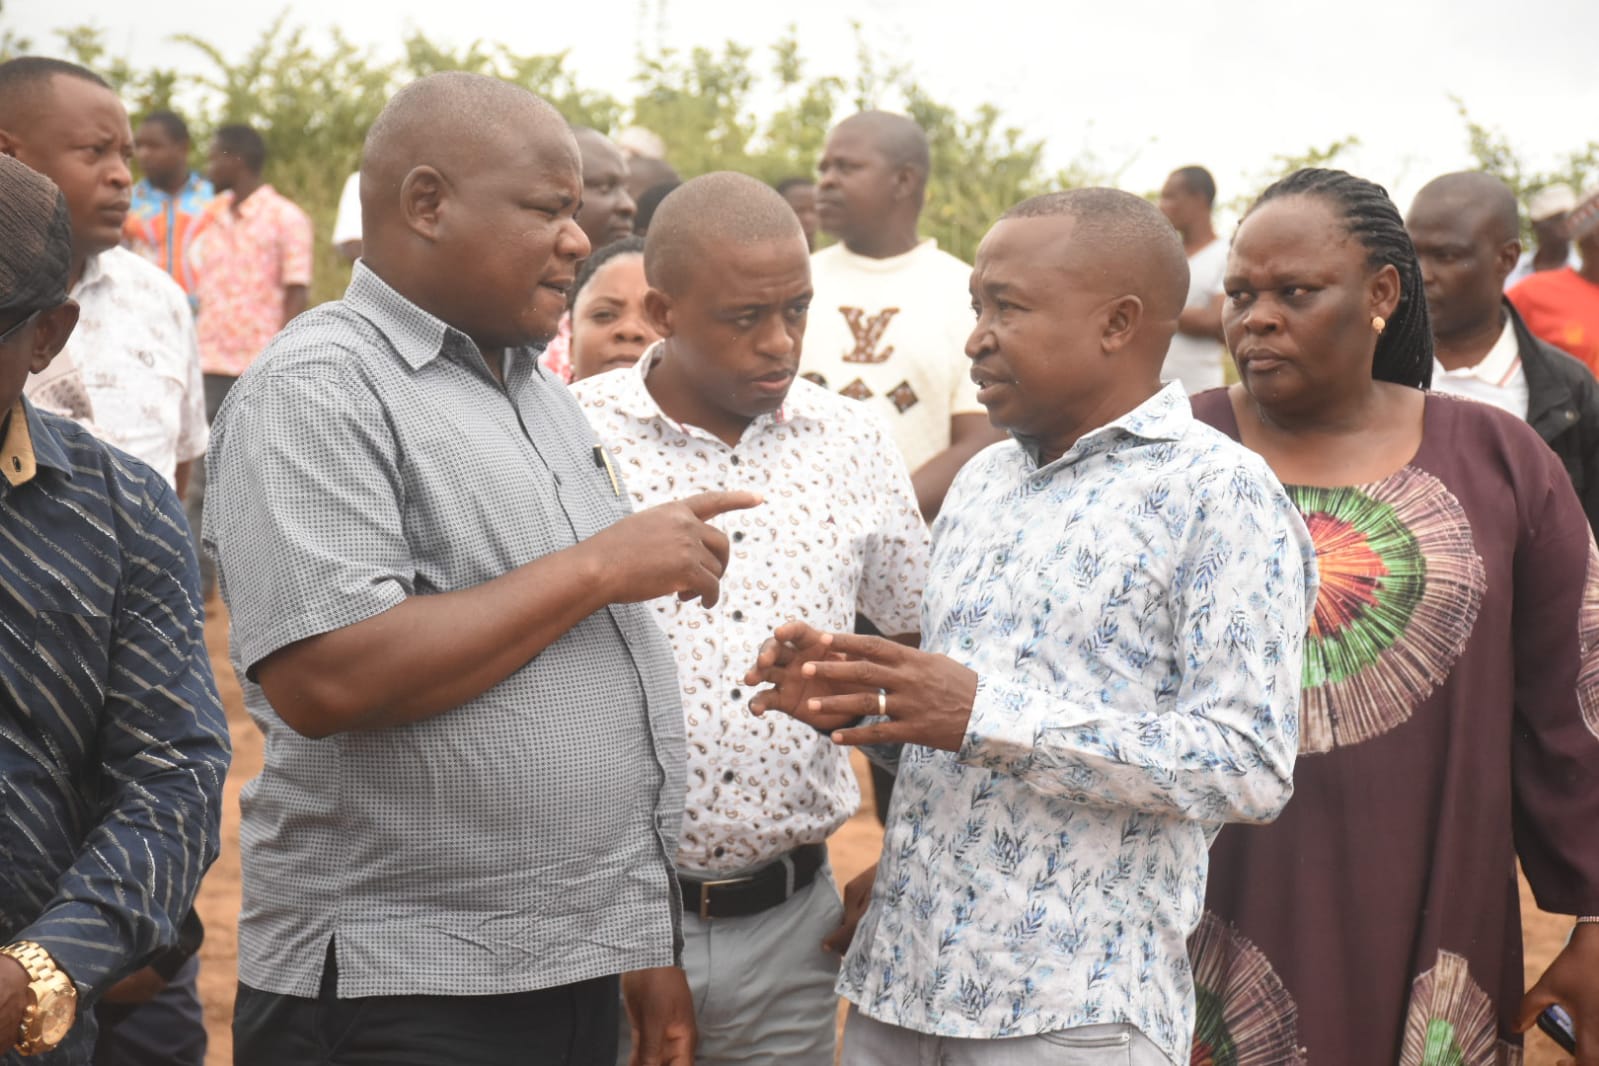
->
<box><xmin>1509</xmin><ymin>188</ymin><xmax>1599</xmax><ymax>372</ymax></box>
<box><xmin>124</xmin><ymin>110</ymin><xmax>214</xmax><ymax>310</ymax></box>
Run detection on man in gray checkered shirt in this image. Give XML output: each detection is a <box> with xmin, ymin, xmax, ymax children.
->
<box><xmin>204</xmin><ymin>73</ymin><xmax>755</xmax><ymax>1066</ymax></box>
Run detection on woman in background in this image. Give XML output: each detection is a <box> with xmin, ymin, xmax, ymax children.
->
<box><xmin>568</xmin><ymin>236</ymin><xmax>657</xmax><ymax>382</ymax></box>
<box><xmin>1188</xmin><ymin>168</ymin><xmax>1599</xmax><ymax>1065</ymax></box>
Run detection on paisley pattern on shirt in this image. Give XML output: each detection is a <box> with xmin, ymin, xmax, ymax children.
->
<box><xmin>22</xmin><ymin>247</ymin><xmax>208</xmax><ymax>487</ymax></box>
<box><xmin>1291</xmin><ymin>471</ymin><xmax>1485</xmax><ymax>753</ymax></box>
<box><xmin>574</xmin><ymin>351</ymin><xmax>929</xmax><ymax>873</ymax></box>
<box><xmin>837</xmin><ymin>384</ymin><xmax>1318</xmax><ymax>1066</ymax></box>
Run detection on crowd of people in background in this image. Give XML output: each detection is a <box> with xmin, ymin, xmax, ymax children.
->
<box><xmin>2</xmin><ymin>48</ymin><xmax>1598</xmax><ymax>1066</ymax></box>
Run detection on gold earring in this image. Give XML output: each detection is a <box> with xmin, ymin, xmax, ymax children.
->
<box><xmin>1372</xmin><ymin>315</ymin><xmax>1387</xmax><ymax>335</ymax></box>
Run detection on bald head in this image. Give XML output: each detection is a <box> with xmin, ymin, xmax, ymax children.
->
<box><xmin>645</xmin><ymin>172</ymin><xmax>805</xmax><ymax>294</ymax></box>
<box><xmin>1005</xmin><ymin>188</ymin><xmax>1190</xmax><ymax>319</ymax></box>
<box><xmin>356</xmin><ymin>72</ymin><xmax>587</xmax><ymax>351</ymax></box>
<box><xmin>1410</xmin><ymin>171</ymin><xmax>1520</xmax><ymax>244</ymax></box>
<box><xmin>0</xmin><ymin>154</ymin><xmax>72</xmax><ymax>313</ymax></box>
<box><xmin>626</xmin><ymin>155</ymin><xmax>680</xmax><ymax>207</ymax></box>
<box><xmin>570</xmin><ymin>126</ymin><xmax>636</xmax><ymax>248</ymax></box>
<box><xmin>833</xmin><ymin>111</ymin><xmax>930</xmax><ymax>177</ymax></box>
<box><xmin>360</xmin><ymin>72</ymin><xmax>572</xmax><ymax>239</ymax></box>
<box><xmin>1406</xmin><ymin>171</ymin><xmax>1522</xmax><ymax>342</ymax></box>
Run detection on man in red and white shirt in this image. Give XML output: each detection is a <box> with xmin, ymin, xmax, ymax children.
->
<box><xmin>193</xmin><ymin>123</ymin><xmax>312</xmax><ymax>386</ymax></box>
<box><xmin>189</xmin><ymin>123</ymin><xmax>312</xmax><ymax>592</ymax></box>
<box><xmin>574</xmin><ymin>173</ymin><xmax>930</xmax><ymax>1066</ymax></box>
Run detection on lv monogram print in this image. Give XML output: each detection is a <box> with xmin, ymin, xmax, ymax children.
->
<box><xmin>840</xmin><ymin>307</ymin><xmax>900</xmax><ymax>364</ymax></box>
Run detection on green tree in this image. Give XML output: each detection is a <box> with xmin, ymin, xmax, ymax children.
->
<box><xmin>1223</xmin><ymin>136</ymin><xmax>1361</xmax><ymax>217</ymax></box>
<box><xmin>1452</xmin><ymin>96</ymin><xmax>1598</xmax><ymax>240</ymax></box>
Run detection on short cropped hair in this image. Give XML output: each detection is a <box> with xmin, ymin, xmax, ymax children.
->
<box><xmin>0</xmin><ymin>56</ymin><xmax>110</xmax><ymax>130</ymax></box>
<box><xmin>1172</xmin><ymin>165</ymin><xmax>1217</xmax><ymax>207</ymax></box>
<box><xmin>141</xmin><ymin>109</ymin><xmax>191</xmax><ymax>145</ymax></box>
<box><xmin>214</xmin><ymin>123</ymin><xmax>267</xmax><ymax>173</ymax></box>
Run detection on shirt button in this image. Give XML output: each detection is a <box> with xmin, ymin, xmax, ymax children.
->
<box><xmin>731</xmin><ymin>688</ymin><xmax>743</xmax><ymax>700</ymax></box>
<box><xmin>722</xmin><ymin>771</ymin><xmax>735</xmax><ymax>784</ymax></box>
<box><xmin>733</xmin><ymin>531</ymin><xmax>745</xmax><ymax>543</ymax></box>
<box><xmin>730</xmin><ymin>455</ymin><xmax>742</xmax><ymax>466</ymax></box>
<box><xmin>732</xmin><ymin>610</ymin><xmax>744</xmax><ymax>621</ymax></box>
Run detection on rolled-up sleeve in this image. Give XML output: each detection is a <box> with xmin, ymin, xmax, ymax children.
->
<box><xmin>21</xmin><ymin>480</ymin><xmax>230</xmax><ymax>995</ymax></box>
<box><xmin>203</xmin><ymin>367</ymin><xmax>410</xmax><ymax>680</ymax></box>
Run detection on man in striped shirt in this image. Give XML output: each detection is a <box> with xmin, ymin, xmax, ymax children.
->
<box><xmin>0</xmin><ymin>155</ymin><xmax>230</xmax><ymax>1063</ymax></box>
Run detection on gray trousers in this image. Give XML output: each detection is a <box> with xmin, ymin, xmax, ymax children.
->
<box><xmin>619</xmin><ymin>865</ymin><xmax>842</xmax><ymax>1066</ymax></box>
<box><xmin>841</xmin><ymin>1006</ymin><xmax>1175</xmax><ymax>1066</ymax></box>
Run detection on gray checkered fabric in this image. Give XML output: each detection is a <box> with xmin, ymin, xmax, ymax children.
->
<box><xmin>203</xmin><ymin>262</ymin><xmax>685</xmax><ymax>999</ymax></box>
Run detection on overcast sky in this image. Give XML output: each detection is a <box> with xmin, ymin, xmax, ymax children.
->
<box><xmin>14</xmin><ymin>0</ymin><xmax>1598</xmax><ymax>215</ymax></box>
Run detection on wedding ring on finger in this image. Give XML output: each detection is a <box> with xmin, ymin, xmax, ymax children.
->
<box><xmin>877</xmin><ymin>689</ymin><xmax>887</xmax><ymax>716</ymax></box>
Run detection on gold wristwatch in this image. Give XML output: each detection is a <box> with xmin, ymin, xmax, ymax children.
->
<box><xmin>1</xmin><ymin>941</ymin><xmax>77</xmax><ymax>1056</ymax></box>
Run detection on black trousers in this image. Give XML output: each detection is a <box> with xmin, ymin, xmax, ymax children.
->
<box><xmin>233</xmin><ymin>944</ymin><xmax>619</xmax><ymax>1066</ymax></box>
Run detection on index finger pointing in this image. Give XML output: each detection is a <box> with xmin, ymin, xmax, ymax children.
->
<box><xmin>684</xmin><ymin>491</ymin><xmax>763</xmax><ymax>520</ymax></box>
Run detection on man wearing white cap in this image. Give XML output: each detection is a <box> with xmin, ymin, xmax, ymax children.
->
<box><xmin>1510</xmin><ymin>186</ymin><xmax>1599</xmax><ymax>373</ymax></box>
<box><xmin>1505</xmin><ymin>183</ymin><xmax>1580</xmax><ymax>289</ymax></box>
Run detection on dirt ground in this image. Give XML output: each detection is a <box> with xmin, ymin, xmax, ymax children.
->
<box><xmin>193</xmin><ymin>605</ymin><xmax>1571</xmax><ymax>1065</ymax></box>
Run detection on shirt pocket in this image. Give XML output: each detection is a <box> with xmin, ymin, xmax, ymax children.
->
<box><xmin>1035</xmin><ymin>1023</ymin><xmax>1135</xmax><ymax>1063</ymax></box>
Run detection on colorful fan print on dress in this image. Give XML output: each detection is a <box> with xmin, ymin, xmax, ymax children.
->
<box><xmin>1290</xmin><ymin>469</ymin><xmax>1484</xmax><ymax>753</ymax></box>
<box><xmin>1398</xmin><ymin>951</ymin><xmax>1521</xmax><ymax>1066</ymax></box>
<box><xmin>1187</xmin><ymin>912</ymin><xmax>1304</xmax><ymax>1066</ymax></box>
<box><xmin>1576</xmin><ymin>540</ymin><xmax>1599</xmax><ymax>739</ymax></box>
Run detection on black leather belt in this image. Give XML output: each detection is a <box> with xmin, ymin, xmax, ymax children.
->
<box><xmin>679</xmin><ymin>843</ymin><xmax>826</xmax><ymax>920</ymax></box>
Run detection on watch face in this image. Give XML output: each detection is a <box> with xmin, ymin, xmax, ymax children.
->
<box><xmin>37</xmin><ymin>986</ymin><xmax>75</xmax><ymax>1044</ymax></box>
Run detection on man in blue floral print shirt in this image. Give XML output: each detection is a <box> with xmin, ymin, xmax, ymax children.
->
<box><xmin>749</xmin><ymin>189</ymin><xmax>1317</xmax><ymax>1066</ymax></box>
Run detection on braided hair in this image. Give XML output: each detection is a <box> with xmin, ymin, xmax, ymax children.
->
<box><xmin>1248</xmin><ymin>168</ymin><xmax>1433</xmax><ymax>389</ymax></box>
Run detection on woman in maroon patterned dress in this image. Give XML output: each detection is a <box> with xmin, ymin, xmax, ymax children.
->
<box><xmin>1187</xmin><ymin>168</ymin><xmax>1599</xmax><ymax>1065</ymax></box>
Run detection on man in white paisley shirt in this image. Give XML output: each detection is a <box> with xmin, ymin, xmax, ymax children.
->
<box><xmin>573</xmin><ymin>172</ymin><xmax>930</xmax><ymax>1066</ymax></box>
<box><xmin>0</xmin><ymin>58</ymin><xmax>207</xmax><ymax>496</ymax></box>
<box><xmin>749</xmin><ymin>189</ymin><xmax>1318</xmax><ymax>1066</ymax></box>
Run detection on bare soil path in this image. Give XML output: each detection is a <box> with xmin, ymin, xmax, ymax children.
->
<box><xmin>194</xmin><ymin>605</ymin><xmax>1570</xmax><ymax>1064</ymax></box>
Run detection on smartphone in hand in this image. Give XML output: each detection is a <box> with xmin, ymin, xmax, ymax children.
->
<box><xmin>1539</xmin><ymin>1004</ymin><xmax>1577</xmax><ymax>1055</ymax></box>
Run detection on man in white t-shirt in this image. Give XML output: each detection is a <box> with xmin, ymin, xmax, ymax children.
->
<box><xmin>1157</xmin><ymin>165</ymin><xmax>1228</xmax><ymax>393</ymax></box>
<box><xmin>1504</xmin><ymin>183</ymin><xmax>1580</xmax><ymax>290</ymax></box>
<box><xmin>808</xmin><ymin>111</ymin><xmax>1004</xmax><ymax>520</ymax></box>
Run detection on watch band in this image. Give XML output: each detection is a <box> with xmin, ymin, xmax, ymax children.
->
<box><xmin>1</xmin><ymin>941</ymin><xmax>76</xmax><ymax>1056</ymax></box>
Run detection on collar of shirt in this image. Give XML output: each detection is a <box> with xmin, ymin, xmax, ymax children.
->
<box><xmin>0</xmin><ymin>398</ymin><xmax>72</xmax><ymax>488</ymax></box>
<box><xmin>614</xmin><ymin>341</ymin><xmax>823</xmax><ymax>439</ymax></box>
<box><xmin>826</xmin><ymin>236</ymin><xmax>938</xmax><ymax>274</ymax></box>
<box><xmin>1016</xmin><ymin>380</ymin><xmax>1190</xmax><ymax>472</ymax></box>
<box><xmin>344</xmin><ymin>261</ymin><xmax>515</xmax><ymax>379</ymax></box>
<box><xmin>132</xmin><ymin>172</ymin><xmax>211</xmax><ymax>206</ymax></box>
<box><xmin>1431</xmin><ymin>316</ymin><xmax>1520</xmax><ymax>387</ymax></box>
<box><xmin>74</xmin><ymin>249</ymin><xmax>113</xmax><ymax>296</ymax></box>
<box><xmin>216</xmin><ymin>183</ymin><xmax>284</xmax><ymax>224</ymax></box>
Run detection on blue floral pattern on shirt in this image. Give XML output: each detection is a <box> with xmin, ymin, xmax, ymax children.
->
<box><xmin>838</xmin><ymin>384</ymin><xmax>1318</xmax><ymax>1066</ymax></box>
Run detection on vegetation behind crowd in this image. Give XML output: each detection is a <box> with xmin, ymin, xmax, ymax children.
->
<box><xmin>3</xmin><ymin>5</ymin><xmax>1595</xmax><ymax>307</ymax></box>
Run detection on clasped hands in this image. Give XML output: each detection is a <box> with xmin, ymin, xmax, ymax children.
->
<box><xmin>743</xmin><ymin>621</ymin><xmax>978</xmax><ymax>753</ymax></box>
